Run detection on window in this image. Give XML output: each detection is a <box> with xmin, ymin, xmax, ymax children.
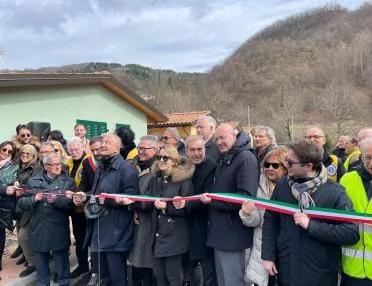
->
<box><xmin>115</xmin><ymin>124</ymin><xmax>130</xmax><ymax>130</ymax></box>
<box><xmin>76</xmin><ymin>119</ymin><xmax>107</xmax><ymax>139</ymax></box>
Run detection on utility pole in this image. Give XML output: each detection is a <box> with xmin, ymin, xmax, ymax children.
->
<box><xmin>247</xmin><ymin>105</ymin><xmax>251</xmax><ymax>129</ymax></box>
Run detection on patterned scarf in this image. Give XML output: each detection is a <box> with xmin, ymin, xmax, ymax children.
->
<box><xmin>287</xmin><ymin>164</ymin><xmax>328</xmax><ymax>210</ymax></box>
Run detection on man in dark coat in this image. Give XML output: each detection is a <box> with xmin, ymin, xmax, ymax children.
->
<box><xmin>17</xmin><ymin>153</ymin><xmax>75</xmax><ymax>286</ymax></box>
<box><xmin>253</xmin><ymin>126</ymin><xmax>275</xmax><ymax>166</ymax></box>
<box><xmin>331</xmin><ymin>135</ymin><xmax>349</xmax><ymax>162</ymax></box>
<box><xmin>261</xmin><ymin>140</ymin><xmax>360</xmax><ymax>286</ymax></box>
<box><xmin>201</xmin><ymin>124</ymin><xmax>259</xmax><ymax>286</ymax></box>
<box><xmin>129</xmin><ymin>135</ymin><xmax>159</xmax><ymax>286</ymax></box>
<box><xmin>196</xmin><ymin>116</ymin><xmax>220</xmax><ymax>163</ymax></box>
<box><xmin>73</xmin><ymin>133</ymin><xmax>139</xmax><ymax>286</ymax></box>
<box><xmin>176</xmin><ymin>135</ymin><xmax>217</xmax><ymax>285</ymax></box>
<box><xmin>77</xmin><ymin>136</ymin><xmax>103</xmax><ymax>286</ymax></box>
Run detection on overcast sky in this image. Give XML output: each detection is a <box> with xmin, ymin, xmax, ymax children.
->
<box><xmin>0</xmin><ymin>0</ymin><xmax>366</xmax><ymax>72</ymax></box>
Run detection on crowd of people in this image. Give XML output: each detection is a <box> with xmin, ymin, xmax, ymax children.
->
<box><xmin>0</xmin><ymin>119</ymin><xmax>371</xmax><ymax>286</ymax></box>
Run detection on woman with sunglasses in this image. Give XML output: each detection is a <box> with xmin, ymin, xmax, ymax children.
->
<box><xmin>150</xmin><ymin>145</ymin><xmax>194</xmax><ymax>286</ymax></box>
<box><xmin>0</xmin><ymin>141</ymin><xmax>18</xmax><ymax>274</ymax></box>
<box><xmin>13</xmin><ymin>144</ymin><xmax>42</xmax><ymax>277</ymax></box>
<box><xmin>240</xmin><ymin>147</ymin><xmax>288</xmax><ymax>286</ymax></box>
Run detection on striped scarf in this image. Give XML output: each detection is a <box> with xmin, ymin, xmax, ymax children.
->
<box><xmin>287</xmin><ymin>164</ymin><xmax>328</xmax><ymax>210</ymax></box>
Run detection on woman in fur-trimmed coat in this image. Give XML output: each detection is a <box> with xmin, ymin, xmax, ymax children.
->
<box><xmin>149</xmin><ymin>144</ymin><xmax>195</xmax><ymax>286</ymax></box>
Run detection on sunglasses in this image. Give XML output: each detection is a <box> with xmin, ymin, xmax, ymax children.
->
<box><xmin>263</xmin><ymin>162</ymin><xmax>282</xmax><ymax>169</ymax></box>
<box><xmin>1</xmin><ymin>148</ymin><xmax>12</xmax><ymax>155</ymax></box>
<box><xmin>286</xmin><ymin>158</ymin><xmax>305</xmax><ymax>167</ymax></box>
<box><xmin>156</xmin><ymin>155</ymin><xmax>171</xmax><ymax>162</ymax></box>
<box><xmin>20</xmin><ymin>133</ymin><xmax>31</xmax><ymax>138</ymax></box>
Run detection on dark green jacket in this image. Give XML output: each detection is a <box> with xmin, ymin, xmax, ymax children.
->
<box><xmin>17</xmin><ymin>172</ymin><xmax>75</xmax><ymax>252</ymax></box>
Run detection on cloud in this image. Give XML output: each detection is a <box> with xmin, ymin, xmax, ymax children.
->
<box><xmin>0</xmin><ymin>0</ymin><xmax>367</xmax><ymax>72</ymax></box>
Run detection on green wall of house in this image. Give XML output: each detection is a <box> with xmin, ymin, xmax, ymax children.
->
<box><xmin>0</xmin><ymin>84</ymin><xmax>147</xmax><ymax>143</ymax></box>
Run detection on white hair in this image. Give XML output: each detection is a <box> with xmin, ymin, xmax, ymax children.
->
<box><xmin>197</xmin><ymin>116</ymin><xmax>217</xmax><ymax>129</ymax></box>
<box><xmin>255</xmin><ymin>126</ymin><xmax>276</xmax><ymax>142</ymax></box>
<box><xmin>43</xmin><ymin>153</ymin><xmax>61</xmax><ymax>166</ymax></box>
<box><xmin>67</xmin><ymin>137</ymin><xmax>84</xmax><ymax>151</ymax></box>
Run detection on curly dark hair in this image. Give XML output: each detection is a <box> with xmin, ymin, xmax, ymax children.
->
<box><xmin>115</xmin><ymin>126</ymin><xmax>135</xmax><ymax>147</ymax></box>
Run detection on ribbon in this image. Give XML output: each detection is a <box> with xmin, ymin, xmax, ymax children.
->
<box><xmin>16</xmin><ymin>188</ymin><xmax>372</xmax><ymax>224</ymax></box>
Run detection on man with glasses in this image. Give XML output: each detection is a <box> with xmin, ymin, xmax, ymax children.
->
<box><xmin>73</xmin><ymin>133</ymin><xmax>139</xmax><ymax>286</ymax></box>
<box><xmin>17</xmin><ymin>153</ymin><xmax>75</xmax><ymax>286</ymax></box>
<box><xmin>129</xmin><ymin>135</ymin><xmax>159</xmax><ymax>286</ymax></box>
<box><xmin>161</xmin><ymin>127</ymin><xmax>185</xmax><ymax>155</ymax></box>
<box><xmin>305</xmin><ymin>127</ymin><xmax>345</xmax><ymax>182</ymax></box>
<box><xmin>67</xmin><ymin>137</ymin><xmax>91</xmax><ymax>279</ymax></box>
<box><xmin>12</xmin><ymin>124</ymin><xmax>41</xmax><ymax>159</ymax></box>
<box><xmin>39</xmin><ymin>142</ymin><xmax>55</xmax><ymax>164</ymax></box>
<box><xmin>340</xmin><ymin>137</ymin><xmax>372</xmax><ymax>285</ymax></box>
<box><xmin>261</xmin><ymin>140</ymin><xmax>359</xmax><ymax>286</ymax></box>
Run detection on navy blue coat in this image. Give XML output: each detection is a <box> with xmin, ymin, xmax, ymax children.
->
<box><xmin>85</xmin><ymin>155</ymin><xmax>139</xmax><ymax>252</ymax></box>
<box><xmin>207</xmin><ymin>141</ymin><xmax>259</xmax><ymax>251</ymax></box>
<box><xmin>261</xmin><ymin>178</ymin><xmax>359</xmax><ymax>286</ymax></box>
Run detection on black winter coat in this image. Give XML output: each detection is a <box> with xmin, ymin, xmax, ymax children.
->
<box><xmin>150</xmin><ymin>159</ymin><xmax>194</xmax><ymax>258</ymax></box>
<box><xmin>78</xmin><ymin>157</ymin><xmax>97</xmax><ymax>193</ymax></box>
<box><xmin>323</xmin><ymin>151</ymin><xmax>345</xmax><ymax>182</ymax></box>
<box><xmin>85</xmin><ymin>155</ymin><xmax>139</xmax><ymax>252</ymax></box>
<box><xmin>205</xmin><ymin>139</ymin><xmax>221</xmax><ymax>163</ymax></box>
<box><xmin>17</xmin><ymin>172</ymin><xmax>75</xmax><ymax>252</ymax></box>
<box><xmin>187</xmin><ymin>157</ymin><xmax>216</xmax><ymax>260</ymax></box>
<box><xmin>207</xmin><ymin>141</ymin><xmax>259</xmax><ymax>251</ymax></box>
<box><xmin>261</xmin><ymin>178</ymin><xmax>360</xmax><ymax>286</ymax></box>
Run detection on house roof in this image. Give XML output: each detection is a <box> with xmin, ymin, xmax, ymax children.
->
<box><xmin>0</xmin><ymin>72</ymin><xmax>168</xmax><ymax>123</ymax></box>
<box><xmin>148</xmin><ymin>111</ymin><xmax>212</xmax><ymax>127</ymax></box>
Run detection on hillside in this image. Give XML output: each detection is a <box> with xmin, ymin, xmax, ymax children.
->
<box><xmin>22</xmin><ymin>3</ymin><xmax>372</xmax><ymax>141</ymax></box>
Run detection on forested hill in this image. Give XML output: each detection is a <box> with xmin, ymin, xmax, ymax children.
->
<box><xmin>26</xmin><ymin>4</ymin><xmax>372</xmax><ymax>141</ymax></box>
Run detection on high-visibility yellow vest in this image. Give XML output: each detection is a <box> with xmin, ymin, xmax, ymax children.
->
<box><xmin>344</xmin><ymin>150</ymin><xmax>361</xmax><ymax>171</ymax></box>
<box><xmin>326</xmin><ymin>154</ymin><xmax>339</xmax><ymax>182</ymax></box>
<box><xmin>340</xmin><ymin>171</ymin><xmax>372</xmax><ymax>280</ymax></box>
<box><xmin>67</xmin><ymin>153</ymin><xmax>90</xmax><ymax>213</ymax></box>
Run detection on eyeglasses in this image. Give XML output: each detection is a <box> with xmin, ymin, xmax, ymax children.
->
<box><xmin>156</xmin><ymin>155</ymin><xmax>171</xmax><ymax>162</ymax></box>
<box><xmin>137</xmin><ymin>147</ymin><xmax>155</xmax><ymax>152</ymax></box>
<box><xmin>263</xmin><ymin>162</ymin><xmax>282</xmax><ymax>169</ymax></box>
<box><xmin>46</xmin><ymin>163</ymin><xmax>62</xmax><ymax>167</ymax></box>
<box><xmin>1</xmin><ymin>148</ymin><xmax>12</xmax><ymax>155</ymax></box>
<box><xmin>362</xmin><ymin>155</ymin><xmax>372</xmax><ymax>163</ymax></box>
<box><xmin>161</xmin><ymin>136</ymin><xmax>175</xmax><ymax>141</ymax></box>
<box><xmin>305</xmin><ymin>135</ymin><xmax>323</xmax><ymax>140</ymax></box>
<box><xmin>20</xmin><ymin>133</ymin><xmax>31</xmax><ymax>138</ymax></box>
<box><xmin>286</xmin><ymin>158</ymin><xmax>305</xmax><ymax>167</ymax></box>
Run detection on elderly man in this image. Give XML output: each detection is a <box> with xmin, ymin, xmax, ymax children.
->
<box><xmin>74</xmin><ymin>124</ymin><xmax>91</xmax><ymax>154</ymax></box>
<box><xmin>253</xmin><ymin>126</ymin><xmax>275</xmax><ymax>166</ymax></box>
<box><xmin>175</xmin><ymin>135</ymin><xmax>217</xmax><ymax>286</ymax></box>
<box><xmin>129</xmin><ymin>135</ymin><xmax>159</xmax><ymax>286</ymax></box>
<box><xmin>346</xmin><ymin>127</ymin><xmax>372</xmax><ymax>172</ymax></box>
<box><xmin>161</xmin><ymin>127</ymin><xmax>185</xmax><ymax>155</ymax></box>
<box><xmin>196</xmin><ymin>116</ymin><xmax>220</xmax><ymax>163</ymax></box>
<box><xmin>201</xmin><ymin>124</ymin><xmax>258</xmax><ymax>286</ymax></box>
<box><xmin>73</xmin><ymin>133</ymin><xmax>139</xmax><ymax>286</ymax></box>
<box><xmin>340</xmin><ymin>137</ymin><xmax>372</xmax><ymax>285</ymax></box>
<box><xmin>67</xmin><ymin>137</ymin><xmax>90</xmax><ymax>278</ymax></box>
<box><xmin>305</xmin><ymin>127</ymin><xmax>345</xmax><ymax>182</ymax></box>
<box><xmin>17</xmin><ymin>153</ymin><xmax>75</xmax><ymax>286</ymax></box>
<box><xmin>39</xmin><ymin>142</ymin><xmax>55</xmax><ymax>163</ymax></box>
<box><xmin>261</xmin><ymin>140</ymin><xmax>359</xmax><ymax>286</ymax></box>
<box><xmin>331</xmin><ymin>135</ymin><xmax>349</xmax><ymax>162</ymax></box>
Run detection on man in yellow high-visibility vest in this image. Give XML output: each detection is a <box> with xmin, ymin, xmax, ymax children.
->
<box><xmin>340</xmin><ymin>137</ymin><xmax>372</xmax><ymax>285</ymax></box>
